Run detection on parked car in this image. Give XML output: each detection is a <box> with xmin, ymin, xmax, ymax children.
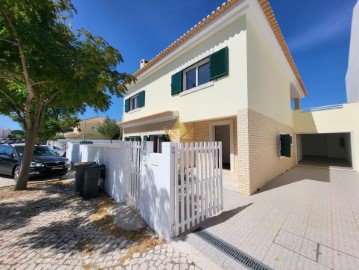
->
<box><xmin>48</xmin><ymin>145</ymin><xmax>66</xmax><ymax>157</ymax></box>
<box><xmin>0</xmin><ymin>144</ymin><xmax>71</xmax><ymax>181</ymax></box>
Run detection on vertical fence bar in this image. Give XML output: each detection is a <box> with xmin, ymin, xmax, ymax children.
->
<box><xmin>190</xmin><ymin>142</ymin><xmax>195</xmax><ymax>227</ymax></box>
<box><xmin>174</xmin><ymin>144</ymin><xmax>180</xmax><ymax>236</ymax></box>
<box><xmin>185</xmin><ymin>143</ymin><xmax>190</xmax><ymax>230</ymax></box>
<box><xmin>204</xmin><ymin>142</ymin><xmax>209</xmax><ymax>218</ymax></box>
<box><xmin>200</xmin><ymin>142</ymin><xmax>205</xmax><ymax>222</ymax></box>
<box><xmin>219</xmin><ymin>141</ymin><xmax>223</xmax><ymax>211</ymax></box>
<box><xmin>208</xmin><ymin>142</ymin><xmax>213</xmax><ymax>217</ymax></box>
<box><xmin>195</xmin><ymin>142</ymin><xmax>200</xmax><ymax>224</ymax></box>
<box><xmin>214</xmin><ymin>142</ymin><xmax>219</xmax><ymax>212</ymax></box>
<box><xmin>180</xmin><ymin>144</ymin><xmax>185</xmax><ymax>234</ymax></box>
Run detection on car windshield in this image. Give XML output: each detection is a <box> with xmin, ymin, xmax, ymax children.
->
<box><xmin>14</xmin><ymin>146</ymin><xmax>57</xmax><ymax>157</ymax></box>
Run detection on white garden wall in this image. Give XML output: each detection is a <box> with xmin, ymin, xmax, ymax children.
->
<box><xmin>67</xmin><ymin>142</ymin><xmax>131</xmax><ymax>203</ymax></box>
<box><xmin>140</xmin><ymin>142</ymin><xmax>175</xmax><ymax>239</ymax></box>
<box><xmin>66</xmin><ymin>141</ymin><xmax>222</xmax><ymax>240</ymax></box>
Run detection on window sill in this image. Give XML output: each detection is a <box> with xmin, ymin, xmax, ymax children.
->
<box><xmin>128</xmin><ymin>108</ymin><xmax>141</xmax><ymax>114</ymax></box>
<box><xmin>179</xmin><ymin>81</ymin><xmax>214</xmax><ymax>97</ymax></box>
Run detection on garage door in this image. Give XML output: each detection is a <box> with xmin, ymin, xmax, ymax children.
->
<box><xmin>297</xmin><ymin>133</ymin><xmax>352</xmax><ymax>169</ymax></box>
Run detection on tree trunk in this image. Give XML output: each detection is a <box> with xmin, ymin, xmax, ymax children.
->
<box><xmin>14</xmin><ymin>128</ymin><xmax>38</xmax><ymax>190</ymax></box>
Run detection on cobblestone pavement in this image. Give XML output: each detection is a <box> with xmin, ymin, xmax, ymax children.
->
<box><xmin>183</xmin><ymin>167</ymin><xmax>359</xmax><ymax>270</ymax></box>
<box><xmin>0</xmin><ymin>179</ymin><xmax>201</xmax><ymax>270</ymax></box>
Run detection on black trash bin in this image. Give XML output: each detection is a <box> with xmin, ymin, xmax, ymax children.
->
<box><xmin>74</xmin><ymin>162</ymin><xmax>96</xmax><ymax>194</ymax></box>
<box><xmin>83</xmin><ymin>164</ymin><xmax>106</xmax><ymax>200</ymax></box>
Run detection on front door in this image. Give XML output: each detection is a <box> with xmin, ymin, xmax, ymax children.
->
<box><xmin>215</xmin><ymin>125</ymin><xmax>231</xmax><ymax>170</ymax></box>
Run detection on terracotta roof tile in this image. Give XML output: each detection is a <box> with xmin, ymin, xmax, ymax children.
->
<box><xmin>133</xmin><ymin>0</ymin><xmax>307</xmax><ymax>96</ymax></box>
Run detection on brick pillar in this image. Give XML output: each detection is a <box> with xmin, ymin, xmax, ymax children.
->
<box><xmin>237</xmin><ymin>109</ymin><xmax>251</xmax><ymax>195</ymax></box>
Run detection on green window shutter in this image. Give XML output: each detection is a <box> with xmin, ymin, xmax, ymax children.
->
<box><xmin>138</xmin><ymin>91</ymin><xmax>145</xmax><ymax>107</ymax></box>
<box><xmin>124</xmin><ymin>137</ymin><xmax>129</xmax><ymax>141</ymax></box>
<box><xmin>135</xmin><ymin>136</ymin><xmax>141</xmax><ymax>142</ymax></box>
<box><xmin>280</xmin><ymin>134</ymin><xmax>292</xmax><ymax>157</ymax></box>
<box><xmin>161</xmin><ymin>135</ymin><xmax>170</xmax><ymax>142</ymax></box>
<box><xmin>143</xmin><ymin>135</ymin><xmax>149</xmax><ymax>141</ymax></box>
<box><xmin>171</xmin><ymin>71</ymin><xmax>183</xmax><ymax>95</ymax></box>
<box><xmin>210</xmin><ymin>47</ymin><xmax>229</xmax><ymax>80</ymax></box>
<box><xmin>125</xmin><ymin>99</ymin><xmax>130</xmax><ymax>112</ymax></box>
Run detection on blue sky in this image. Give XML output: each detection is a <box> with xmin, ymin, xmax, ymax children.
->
<box><xmin>0</xmin><ymin>0</ymin><xmax>357</xmax><ymax>130</ymax></box>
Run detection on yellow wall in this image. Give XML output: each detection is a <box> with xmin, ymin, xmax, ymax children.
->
<box><xmin>293</xmin><ymin>103</ymin><xmax>359</xmax><ymax>170</ymax></box>
<box><xmin>124</xmin><ymin>17</ymin><xmax>248</xmax><ymax>123</ymax></box>
<box><xmin>65</xmin><ymin>118</ymin><xmax>108</xmax><ymax>140</ymax></box>
<box><xmin>246</xmin><ymin>18</ymin><xmax>294</xmax><ymax>127</ymax></box>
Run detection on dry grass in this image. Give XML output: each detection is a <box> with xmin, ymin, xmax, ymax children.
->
<box><xmin>77</xmin><ymin>238</ymin><xmax>95</xmax><ymax>255</ymax></box>
<box><xmin>89</xmin><ymin>195</ymin><xmax>166</xmax><ymax>266</ymax></box>
<box><xmin>82</xmin><ymin>263</ymin><xmax>105</xmax><ymax>270</ymax></box>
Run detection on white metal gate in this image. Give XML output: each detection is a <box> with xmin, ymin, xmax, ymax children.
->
<box><xmin>174</xmin><ymin>142</ymin><xmax>223</xmax><ymax>235</ymax></box>
<box><xmin>128</xmin><ymin>141</ymin><xmax>142</xmax><ymax>208</ymax></box>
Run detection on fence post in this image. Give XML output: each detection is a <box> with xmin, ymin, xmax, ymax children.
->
<box><xmin>170</xmin><ymin>142</ymin><xmax>177</xmax><ymax>238</ymax></box>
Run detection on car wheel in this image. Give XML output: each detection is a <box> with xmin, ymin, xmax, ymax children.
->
<box><xmin>13</xmin><ymin>166</ymin><xmax>20</xmax><ymax>182</ymax></box>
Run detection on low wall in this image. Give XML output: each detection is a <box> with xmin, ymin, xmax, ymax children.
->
<box><xmin>140</xmin><ymin>142</ymin><xmax>175</xmax><ymax>239</ymax></box>
<box><xmin>67</xmin><ymin>142</ymin><xmax>131</xmax><ymax>203</ymax></box>
<box><xmin>66</xmin><ymin>141</ymin><xmax>176</xmax><ymax>239</ymax></box>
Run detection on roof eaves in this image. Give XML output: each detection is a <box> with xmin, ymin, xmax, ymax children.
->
<box><xmin>132</xmin><ymin>0</ymin><xmax>307</xmax><ymax>97</ymax></box>
<box><xmin>133</xmin><ymin>0</ymin><xmax>240</xmax><ymax>78</ymax></box>
<box><xmin>258</xmin><ymin>0</ymin><xmax>307</xmax><ymax>96</ymax></box>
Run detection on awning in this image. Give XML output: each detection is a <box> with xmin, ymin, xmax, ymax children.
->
<box><xmin>119</xmin><ymin>111</ymin><xmax>179</xmax><ymax>128</ymax></box>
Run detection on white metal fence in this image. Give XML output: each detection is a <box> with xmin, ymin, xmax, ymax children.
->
<box><xmin>128</xmin><ymin>141</ymin><xmax>142</xmax><ymax>208</ymax></box>
<box><xmin>174</xmin><ymin>142</ymin><xmax>223</xmax><ymax>236</ymax></box>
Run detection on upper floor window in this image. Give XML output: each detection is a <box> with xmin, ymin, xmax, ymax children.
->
<box><xmin>184</xmin><ymin>59</ymin><xmax>210</xmax><ymax>90</ymax></box>
<box><xmin>171</xmin><ymin>47</ymin><xmax>228</xmax><ymax>95</ymax></box>
<box><xmin>124</xmin><ymin>91</ymin><xmax>145</xmax><ymax>112</ymax></box>
<box><xmin>130</xmin><ymin>95</ymin><xmax>139</xmax><ymax>110</ymax></box>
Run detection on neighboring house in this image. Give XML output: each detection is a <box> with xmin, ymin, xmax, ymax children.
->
<box><xmin>0</xmin><ymin>129</ymin><xmax>11</xmax><ymax>140</ymax></box>
<box><xmin>346</xmin><ymin>0</ymin><xmax>359</xmax><ymax>103</ymax></box>
<box><xmin>63</xmin><ymin>117</ymin><xmax>108</xmax><ymax>140</ymax></box>
<box><xmin>120</xmin><ymin>0</ymin><xmax>359</xmax><ymax>195</ymax></box>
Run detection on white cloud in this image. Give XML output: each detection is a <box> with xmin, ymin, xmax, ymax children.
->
<box><xmin>287</xmin><ymin>4</ymin><xmax>353</xmax><ymax>52</ymax></box>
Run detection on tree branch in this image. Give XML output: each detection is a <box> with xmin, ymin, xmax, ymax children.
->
<box><xmin>31</xmin><ymin>81</ymin><xmax>51</xmax><ymax>87</ymax></box>
<box><xmin>0</xmin><ymin>36</ymin><xmax>17</xmax><ymax>45</ymax></box>
<box><xmin>0</xmin><ymin>5</ymin><xmax>35</xmax><ymax>129</ymax></box>
<box><xmin>44</xmin><ymin>90</ymin><xmax>61</xmax><ymax>105</ymax></box>
<box><xmin>0</xmin><ymin>88</ymin><xmax>25</xmax><ymax>124</ymax></box>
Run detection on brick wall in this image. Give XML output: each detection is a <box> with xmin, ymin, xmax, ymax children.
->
<box><xmin>123</xmin><ymin>116</ymin><xmax>238</xmax><ymax>174</ymax></box>
<box><xmin>237</xmin><ymin>109</ymin><xmax>295</xmax><ymax>195</ymax></box>
<box><xmin>189</xmin><ymin>117</ymin><xmax>238</xmax><ymax>174</ymax></box>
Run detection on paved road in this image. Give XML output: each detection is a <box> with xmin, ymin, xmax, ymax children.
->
<box><xmin>0</xmin><ymin>175</ymin><xmax>14</xmax><ymax>188</ymax></box>
<box><xmin>0</xmin><ymin>179</ymin><xmax>202</xmax><ymax>270</ymax></box>
<box><xmin>183</xmin><ymin>167</ymin><xmax>359</xmax><ymax>270</ymax></box>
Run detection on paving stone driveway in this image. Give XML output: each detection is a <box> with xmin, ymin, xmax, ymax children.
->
<box><xmin>182</xmin><ymin>167</ymin><xmax>359</xmax><ymax>270</ymax></box>
<box><xmin>0</xmin><ymin>179</ymin><xmax>200</xmax><ymax>270</ymax></box>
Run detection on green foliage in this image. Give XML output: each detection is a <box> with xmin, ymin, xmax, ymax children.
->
<box><xmin>10</xmin><ymin>129</ymin><xmax>25</xmax><ymax>140</ymax></box>
<box><xmin>97</xmin><ymin>117</ymin><xmax>121</xmax><ymax>143</ymax></box>
<box><xmin>0</xmin><ymin>0</ymin><xmax>136</xmax><ymax>189</ymax></box>
<box><xmin>52</xmin><ymin>134</ymin><xmax>65</xmax><ymax>140</ymax></box>
<box><xmin>37</xmin><ymin>113</ymin><xmax>80</xmax><ymax>142</ymax></box>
